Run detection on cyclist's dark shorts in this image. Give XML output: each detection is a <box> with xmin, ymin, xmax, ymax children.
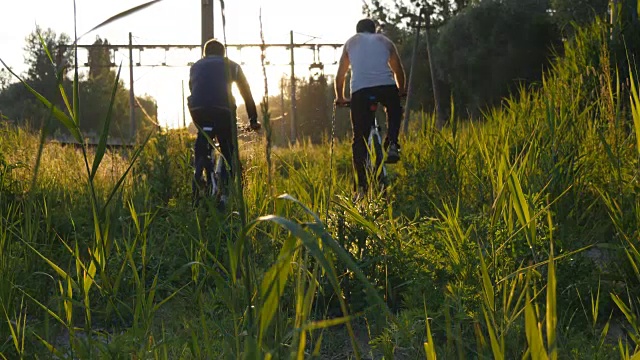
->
<box><xmin>189</xmin><ymin>106</ymin><xmax>234</xmax><ymax>162</ymax></box>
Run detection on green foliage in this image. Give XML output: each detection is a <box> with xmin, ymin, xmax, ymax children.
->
<box><xmin>364</xmin><ymin>0</ymin><xmax>471</xmax><ymax>26</ymax></box>
<box><xmin>433</xmin><ymin>0</ymin><xmax>562</xmax><ymax>118</ymax></box>
<box><xmin>237</xmin><ymin>75</ymin><xmax>352</xmax><ymax>146</ymax></box>
<box><xmin>550</xmin><ymin>0</ymin><xmax>610</xmax><ymax>35</ymax></box>
<box><xmin>0</xmin><ymin>68</ymin><xmax>10</xmax><ymax>91</ymax></box>
<box><xmin>4</xmin><ymin>9</ymin><xmax>640</xmax><ymax>360</ymax></box>
<box><xmin>363</xmin><ymin>0</ymin><xmax>640</xmax><ymax>124</ymax></box>
<box><xmin>0</xmin><ymin>29</ymin><xmax>157</xmax><ymax>140</ymax></box>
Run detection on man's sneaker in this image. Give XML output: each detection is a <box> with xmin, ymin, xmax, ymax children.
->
<box><xmin>386</xmin><ymin>143</ymin><xmax>400</xmax><ymax>164</ymax></box>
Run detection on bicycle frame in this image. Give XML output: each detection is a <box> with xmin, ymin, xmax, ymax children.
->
<box><xmin>193</xmin><ymin>126</ymin><xmax>225</xmax><ymax>208</ymax></box>
<box><xmin>365</xmin><ymin>101</ymin><xmax>387</xmax><ymax>186</ymax></box>
<box><xmin>336</xmin><ymin>97</ymin><xmax>388</xmax><ymax>191</ymax></box>
<box><xmin>208</xmin><ymin>149</ymin><xmax>224</xmax><ymax>199</ymax></box>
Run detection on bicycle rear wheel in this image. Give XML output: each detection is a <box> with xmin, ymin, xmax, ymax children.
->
<box><xmin>212</xmin><ymin>152</ymin><xmax>228</xmax><ymax>210</ymax></box>
<box><xmin>368</xmin><ymin>126</ymin><xmax>388</xmax><ymax>190</ymax></box>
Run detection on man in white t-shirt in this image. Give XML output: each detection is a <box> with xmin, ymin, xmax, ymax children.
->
<box><xmin>335</xmin><ymin>18</ymin><xmax>406</xmax><ymax>193</ymax></box>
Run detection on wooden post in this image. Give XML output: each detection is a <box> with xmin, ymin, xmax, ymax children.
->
<box><xmin>129</xmin><ymin>32</ymin><xmax>136</xmax><ymax>142</ymax></box>
<box><xmin>155</xmin><ymin>102</ymin><xmax>159</xmax><ymax>133</ymax></box>
<box><xmin>182</xmin><ymin>79</ymin><xmax>187</xmax><ymax>128</ymax></box>
<box><xmin>201</xmin><ymin>0</ymin><xmax>214</xmax><ymax>50</ymax></box>
<box><xmin>280</xmin><ymin>77</ymin><xmax>286</xmax><ymax>140</ymax></box>
<box><xmin>403</xmin><ymin>11</ymin><xmax>423</xmax><ymax>135</ymax></box>
<box><xmin>425</xmin><ymin>16</ymin><xmax>444</xmax><ymax>129</ymax></box>
<box><xmin>290</xmin><ymin>30</ymin><xmax>297</xmax><ymax>143</ymax></box>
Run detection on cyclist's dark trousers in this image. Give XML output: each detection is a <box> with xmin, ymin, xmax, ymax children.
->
<box><xmin>190</xmin><ymin>107</ymin><xmax>235</xmax><ymax>190</ymax></box>
<box><xmin>350</xmin><ymin>84</ymin><xmax>402</xmax><ymax>190</ymax></box>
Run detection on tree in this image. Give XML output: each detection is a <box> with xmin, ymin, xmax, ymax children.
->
<box><xmin>0</xmin><ymin>68</ymin><xmax>10</xmax><ymax>91</ymax></box>
<box><xmin>0</xmin><ymin>27</ymin><xmax>76</xmax><ymax>132</ymax></box>
<box><xmin>364</xmin><ymin>0</ymin><xmax>472</xmax><ymax>29</ymax></box>
<box><xmin>550</xmin><ymin>0</ymin><xmax>610</xmax><ymax>36</ymax></box>
<box><xmin>235</xmin><ymin>74</ymin><xmax>352</xmax><ymax>147</ymax></box>
<box><xmin>433</xmin><ymin>0</ymin><xmax>562</xmax><ymax>118</ymax></box>
<box><xmin>24</xmin><ymin>26</ymin><xmax>73</xmax><ymax>100</ymax></box>
<box><xmin>79</xmin><ymin>36</ymin><xmax>128</xmax><ymax>137</ymax></box>
<box><xmin>88</xmin><ymin>37</ymin><xmax>114</xmax><ymax>81</ymax></box>
<box><xmin>0</xmin><ymin>28</ymin><xmax>158</xmax><ymax>140</ymax></box>
<box><xmin>296</xmin><ymin>74</ymin><xmax>331</xmax><ymax>144</ymax></box>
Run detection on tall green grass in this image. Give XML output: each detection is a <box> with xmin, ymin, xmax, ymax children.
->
<box><xmin>2</xmin><ymin>14</ymin><xmax>640</xmax><ymax>360</ymax></box>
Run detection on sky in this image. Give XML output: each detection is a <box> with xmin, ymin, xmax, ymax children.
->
<box><xmin>0</xmin><ymin>0</ymin><xmax>367</xmax><ymax>128</ymax></box>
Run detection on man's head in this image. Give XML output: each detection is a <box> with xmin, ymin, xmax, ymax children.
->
<box><xmin>203</xmin><ymin>39</ymin><xmax>225</xmax><ymax>57</ymax></box>
<box><xmin>356</xmin><ymin>18</ymin><xmax>377</xmax><ymax>34</ymax></box>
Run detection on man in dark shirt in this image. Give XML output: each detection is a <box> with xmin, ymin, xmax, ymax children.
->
<box><xmin>188</xmin><ymin>38</ymin><xmax>260</xmax><ymax>203</ymax></box>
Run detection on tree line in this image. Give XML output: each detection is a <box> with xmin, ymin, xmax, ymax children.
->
<box><xmin>0</xmin><ymin>27</ymin><xmax>158</xmax><ymax>142</ymax></box>
<box><xmin>4</xmin><ymin>0</ymin><xmax>639</xmax><ymax>146</ymax></box>
<box><xmin>366</xmin><ymin>0</ymin><xmax>639</xmax><ymax>122</ymax></box>
<box><xmin>235</xmin><ymin>0</ymin><xmax>638</xmax><ymax>147</ymax></box>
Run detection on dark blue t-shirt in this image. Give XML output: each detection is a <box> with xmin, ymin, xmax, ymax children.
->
<box><xmin>188</xmin><ymin>55</ymin><xmax>241</xmax><ymax>111</ymax></box>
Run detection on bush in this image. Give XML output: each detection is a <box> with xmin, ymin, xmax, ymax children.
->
<box><xmin>433</xmin><ymin>0</ymin><xmax>562</xmax><ymax>118</ymax></box>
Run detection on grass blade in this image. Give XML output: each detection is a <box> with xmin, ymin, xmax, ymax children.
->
<box><xmin>16</xmin><ymin>288</ymin><xmax>66</xmax><ymax>328</ymax></box>
<box><xmin>33</xmin><ymin>331</ymin><xmax>66</xmax><ymax>358</ymax></box>
<box><xmin>36</xmin><ymin>30</ymin><xmax>72</xmax><ymax>115</ymax></box>
<box><xmin>629</xmin><ymin>67</ymin><xmax>640</xmax><ymax>156</ymax></box>
<box><xmin>258</xmin><ymin>234</ymin><xmax>297</xmax><ymax>344</ymax></box>
<box><xmin>17</xmin><ymin>237</ymin><xmax>76</xmax><ymax>288</ymax></box>
<box><xmin>274</xmin><ymin>194</ymin><xmax>392</xmax><ymax>319</ymax></box>
<box><xmin>90</xmin><ymin>64</ymin><xmax>122</xmax><ymax>180</ymax></box>
<box><xmin>424</xmin><ymin>298</ymin><xmax>437</xmax><ymax>360</ymax></box>
<box><xmin>79</xmin><ymin>0</ymin><xmax>165</xmax><ymax>40</ymax></box>
<box><xmin>479</xmin><ymin>248</ymin><xmax>495</xmax><ymax>312</ymax></box>
<box><xmin>0</xmin><ymin>58</ymin><xmax>80</xmax><ymax>142</ymax></box>
<box><xmin>102</xmin><ymin>131</ymin><xmax>152</xmax><ymax>215</ymax></box>
<box><xmin>525</xmin><ymin>289</ymin><xmax>549</xmax><ymax>360</ymax></box>
<box><xmin>29</xmin><ymin>106</ymin><xmax>54</xmax><ymax>192</ymax></box>
<box><xmin>546</xmin><ymin>209</ymin><xmax>557</xmax><ymax>360</ymax></box>
<box><xmin>483</xmin><ymin>307</ymin><xmax>504</xmax><ymax>360</ymax></box>
<box><xmin>254</xmin><ymin>214</ymin><xmax>363</xmax><ymax>359</ymax></box>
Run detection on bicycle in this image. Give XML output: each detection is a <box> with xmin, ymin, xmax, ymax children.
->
<box><xmin>191</xmin><ymin>125</ymin><xmax>224</xmax><ymax>210</ymax></box>
<box><xmin>336</xmin><ymin>95</ymin><xmax>390</xmax><ymax>197</ymax></box>
<box><xmin>191</xmin><ymin>123</ymin><xmax>259</xmax><ymax>210</ymax></box>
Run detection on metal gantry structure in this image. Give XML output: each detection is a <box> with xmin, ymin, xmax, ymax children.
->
<box><xmin>56</xmin><ymin>3</ymin><xmax>343</xmax><ymax>141</ymax></box>
<box><xmin>54</xmin><ymin>3</ymin><xmax>434</xmax><ymax>142</ymax></box>
<box><xmin>61</xmin><ymin>39</ymin><xmax>342</xmax><ymax>141</ymax></box>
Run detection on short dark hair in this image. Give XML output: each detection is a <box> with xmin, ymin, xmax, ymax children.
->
<box><xmin>356</xmin><ymin>19</ymin><xmax>376</xmax><ymax>33</ymax></box>
<box><xmin>203</xmin><ymin>39</ymin><xmax>225</xmax><ymax>56</ymax></box>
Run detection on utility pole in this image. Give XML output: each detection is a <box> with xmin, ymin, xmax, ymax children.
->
<box><xmin>59</xmin><ymin>38</ymin><xmax>343</xmax><ymax>143</ymax></box>
<box><xmin>129</xmin><ymin>32</ymin><xmax>136</xmax><ymax>142</ymax></box>
<box><xmin>280</xmin><ymin>77</ymin><xmax>286</xmax><ymax>141</ymax></box>
<box><xmin>182</xmin><ymin>80</ymin><xmax>187</xmax><ymax>128</ymax></box>
<box><xmin>280</xmin><ymin>77</ymin><xmax>285</xmax><ymax>119</ymax></box>
<box><xmin>425</xmin><ymin>15</ymin><xmax>444</xmax><ymax>129</ymax></box>
<box><xmin>201</xmin><ymin>0</ymin><xmax>214</xmax><ymax>50</ymax></box>
<box><xmin>289</xmin><ymin>30</ymin><xmax>297</xmax><ymax>143</ymax></box>
<box><xmin>155</xmin><ymin>102</ymin><xmax>159</xmax><ymax>133</ymax></box>
<box><xmin>403</xmin><ymin>11</ymin><xmax>423</xmax><ymax>135</ymax></box>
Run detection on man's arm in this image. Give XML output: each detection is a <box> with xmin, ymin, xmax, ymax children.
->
<box><xmin>335</xmin><ymin>48</ymin><xmax>350</xmax><ymax>102</ymax></box>
<box><xmin>387</xmin><ymin>40</ymin><xmax>406</xmax><ymax>95</ymax></box>
<box><xmin>235</xmin><ymin>65</ymin><xmax>258</xmax><ymax>123</ymax></box>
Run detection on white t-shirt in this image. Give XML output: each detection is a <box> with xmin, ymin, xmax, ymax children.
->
<box><xmin>344</xmin><ymin>32</ymin><xmax>397</xmax><ymax>93</ymax></box>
